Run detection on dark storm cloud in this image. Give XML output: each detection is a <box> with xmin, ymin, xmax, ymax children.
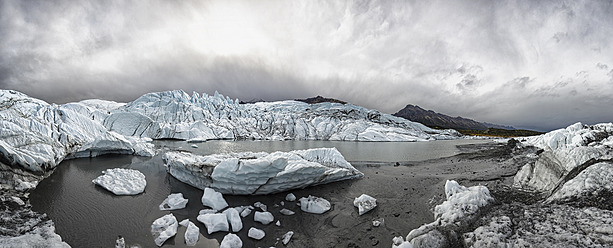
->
<box><xmin>1</xmin><ymin>0</ymin><xmax>613</xmax><ymax>131</ymax></box>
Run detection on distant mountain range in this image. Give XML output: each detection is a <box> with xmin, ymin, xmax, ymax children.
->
<box><xmin>393</xmin><ymin>104</ymin><xmax>515</xmax><ymax>131</ymax></box>
<box><xmin>295</xmin><ymin>96</ymin><xmax>347</xmax><ymax>104</ymax></box>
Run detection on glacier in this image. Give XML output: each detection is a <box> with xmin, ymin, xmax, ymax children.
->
<box><xmin>163</xmin><ymin>147</ymin><xmax>364</xmax><ymax>195</ymax></box>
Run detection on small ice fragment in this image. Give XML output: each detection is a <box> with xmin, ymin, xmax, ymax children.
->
<box><xmin>285</xmin><ymin>193</ymin><xmax>296</xmax><ymax>202</ymax></box>
<box><xmin>372</xmin><ymin>218</ymin><xmax>384</xmax><ymax>227</ymax></box>
<box><xmin>280</xmin><ymin>201</ymin><xmax>285</xmax><ymax>206</ymax></box>
<box><xmin>202</xmin><ymin>187</ymin><xmax>228</xmax><ymax>211</ymax></box>
<box><xmin>240</xmin><ymin>208</ymin><xmax>252</xmax><ymax>218</ymax></box>
<box><xmin>223</xmin><ymin>208</ymin><xmax>243</xmax><ymax>232</ymax></box>
<box><xmin>159</xmin><ymin>193</ymin><xmax>188</xmax><ymax>210</ymax></box>
<box><xmin>197</xmin><ymin>213</ymin><xmax>229</xmax><ymax>234</ymax></box>
<box><xmin>254</xmin><ymin>211</ymin><xmax>274</xmax><ymax>225</ymax></box>
<box><xmin>280</xmin><ymin>209</ymin><xmax>295</xmax><ymax>216</ymax></box>
<box><xmin>199</xmin><ymin>209</ymin><xmax>217</xmax><ymax>215</ymax></box>
<box><xmin>151</xmin><ymin>213</ymin><xmax>178</xmax><ymax>246</ymax></box>
<box><xmin>191</xmin><ymin>144</ymin><xmax>198</xmax><ymax>148</ymax></box>
<box><xmin>179</xmin><ymin>220</ymin><xmax>199</xmax><ymax>246</ymax></box>
<box><xmin>299</xmin><ymin>195</ymin><xmax>331</xmax><ymax>214</ymax></box>
<box><xmin>220</xmin><ymin>233</ymin><xmax>243</xmax><ymax>248</ymax></box>
<box><xmin>353</xmin><ymin>194</ymin><xmax>377</xmax><ymax>215</ymax></box>
<box><xmin>275</xmin><ymin>220</ymin><xmax>281</xmax><ymax>226</ymax></box>
<box><xmin>254</xmin><ymin>201</ymin><xmax>267</xmax><ymax>211</ymax></box>
<box><xmin>115</xmin><ymin>236</ymin><xmax>125</xmax><ymax>248</ymax></box>
<box><xmin>282</xmin><ymin>231</ymin><xmax>294</xmax><ymax>245</ymax></box>
<box><xmin>248</xmin><ymin>227</ymin><xmax>266</xmax><ymax>240</ymax></box>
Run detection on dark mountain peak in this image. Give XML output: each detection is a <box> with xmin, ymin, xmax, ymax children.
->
<box><xmin>295</xmin><ymin>96</ymin><xmax>347</xmax><ymax>104</ymax></box>
<box><xmin>393</xmin><ymin>104</ymin><xmax>491</xmax><ymax>131</ymax></box>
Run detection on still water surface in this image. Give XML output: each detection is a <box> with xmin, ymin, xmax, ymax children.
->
<box><xmin>30</xmin><ymin>139</ymin><xmax>489</xmax><ymax>247</ymax></box>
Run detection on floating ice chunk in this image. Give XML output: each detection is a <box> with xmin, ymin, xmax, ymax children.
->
<box><xmin>223</xmin><ymin>208</ymin><xmax>243</xmax><ymax>232</ymax></box>
<box><xmin>115</xmin><ymin>236</ymin><xmax>125</xmax><ymax>248</ymax></box>
<box><xmin>240</xmin><ymin>207</ymin><xmax>252</xmax><ymax>218</ymax></box>
<box><xmin>197</xmin><ymin>213</ymin><xmax>229</xmax><ymax>234</ymax></box>
<box><xmin>282</xmin><ymin>231</ymin><xmax>294</xmax><ymax>245</ymax></box>
<box><xmin>248</xmin><ymin>227</ymin><xmax>266</xmax><ymax>240</ymax></box>
<box><xmin>285</xmin><ymin>193</ymin><xmax>296</xmax><ymax>201</ymax></box>
<box><xmin>92</xmin><ymin>168</ymin><xmax>146</xmax><ymax>195</ymax></box>
<box><xmin>254</xmin><ymin>202</ymin><xmax>267</xmax><ymax>211</ymax></box>
<box><xmin>191</xmin><ymin>144</ymin><xmax>198</xmax><ymax>148</ymax></box>
<box><xmin>280</xmin><ymin>208</ymin><xmax>295</xmax><ymax>216</ymax></box>
<box><xmin>299</xmin><ymin>195</ymin><xmax>331</xmax><ymax>214</ymax></box>
<box><xmin>151</xmin><ymin>213</ymin><xmax>178</xmax><ymax>246</ymax></box>
<box><xmin>199</xmin><ymin>209</ymin><xmax>217</xmax><ymax>215</ymax></box>
<box><xmin>275</xmin><ymin>220</ymin><xmax>281</xmax><ymax>226</ymax></box>
<box><xmin>254</xmin><ymin>211</ymin><xmax>274</xmax><ymax>225</ymax></box>
<box><xmin>201</xmin><ymin>187</ymin><xmax>228</xmax><ymax>211</ymax></box>
<box><xmin>179</xmin><ymin>219</ymin><xmax>199</xmax><ymax>246</ymax></box>
<box><xmin>220</xmin><ymin>233</ymin><xmax>243</xmax><ymax>248</ymax></box>
<box><xmin>159</xmin><ymin>193</ymin><xmax>188</xmax><ymax>210</ymax></box>
<box><xmin>353</xmin><ymin>194</ymin><xmax>377</xmax><ymax>215</ymax></box>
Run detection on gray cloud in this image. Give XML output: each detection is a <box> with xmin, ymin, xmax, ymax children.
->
<box><xmin>1</xmin><ymin>0</ymin><xmax>613</xmax><ymax>131</ymax></box>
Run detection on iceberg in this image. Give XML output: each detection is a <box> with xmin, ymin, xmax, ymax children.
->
<box><xmin>247</xmin><ymin>227</ymin><xmax>266</xmax><ymax>240</ymax></box>
<box><xmin>92</xmin><ymin>168</ymin><xmax>146</xmax><ymax>195</ymax></box>
<box><xmin>254</xmin><ymin>211</ymin><xmax>275</xmax><ymax>225</ymax></box>
<box><xmin>163</xmin><ymin>148</ymin><xmax>363</xmax><ymax>195</ymax></box>
<box><xmin>179</xmin><ymin>219</ymin><xmax>199</xmax><ymax>246</ymax></box>
<box><xmin>299</xmin><ymin>195</ymin><xmax>331</xmax><ymax>214</ymax></box>
<box><xmin>201</xmin><ymin>187</ymin><xmax>229</xmax><ymax>211</ymax></box>
<box><xmin>220</xmin><ymin>233</ymin><xmax>242</xmax><ymax>248</ymax></box>
<box><xmin>159</xmin><ymin>193</ymin><xmax>189</xmax><ymax>210</ymax></box>
<box><xmin>197</xmin><ymin>213</ymin><xmax>229</xmax><ymax>234</ymax></box>
<box><xmin>353</xmin><ymin>194</ymin><xmax>377</xmax><ymax>216</ymax></box>
<box><xmin>223</xmin><ymin>208</ymin><xmax>243</xmax><ymax>232</ymax></box>
<box><xmin>151</xmin><ymin>213</ymin><xmax>178</xmax><ymax>247</ymax></box>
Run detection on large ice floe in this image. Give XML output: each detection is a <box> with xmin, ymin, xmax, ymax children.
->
<box><xmin>163</xmin><ymin>147</ymin><xmax>363</xmax><ymax>195</ymax></box>
<box><xmin>514</xmin><ymin>122</ymin><xmax>613</xmax><ymax>202</ymax></box>
<box><xmin>92</xmin><ymin>168</ymin><xmax>146</xmax><ymax>195</ymax></box>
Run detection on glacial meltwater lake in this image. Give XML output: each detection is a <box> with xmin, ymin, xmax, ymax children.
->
<box><xmin>30</xmin><ymin>139</ymin><xmax>490</xmax><ymax>247</ymax></box>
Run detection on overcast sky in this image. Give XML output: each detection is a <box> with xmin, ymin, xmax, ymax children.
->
<box><xmin>2</xmin><ymin>0</ymin><xmax>613</xmax><ymax>131</ymax></box>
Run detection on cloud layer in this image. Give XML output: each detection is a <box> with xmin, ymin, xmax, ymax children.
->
<box><xmin>2</xmin><ymin>0</ymin><xmax>613</xmax><ymax>131</ymax></box>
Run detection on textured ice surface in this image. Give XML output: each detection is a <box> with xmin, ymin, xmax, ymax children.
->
<box><xmin>164</xmin><ymin>148</ymin><xmax>363</xmax><ymax>195</ymax></box>
<box><xmin>104</xmin><ymin>90</ymin><xmax>459</xmax><ymax>142</ymax></box>
<box><xmin>247</xmin><ymin>227</ymin><xmax>265</xmax><ymax>240</ymax></box>
<box><xmin>151</xmin><ymin>213</ymin><xmax>178</xmax><ymax>246</ymax></box>
<box><xmin>548</xmin><ymin>162</ymin><xmax>613</xmax><ymax>202</ymax></box>
<box><xmin>353</xmin><ymin>194</ymin><xmax>377</xmax><ymax>215</ymax></box>
<box><xmin>179</xmin><ymin>219</ymin><xmax>199</xmax><ymax>246</ymax></box>
<box><xmin>220</xmin><ymin>233</ymin><xmax>242</xmax><ymax>248</ymax></box>
<box><xmin>159</xmin><ymin>193</ymin><xmax>188</xmax><ymax>210</ymax></box>
<box><xmin>254</xmin><ymin>211</ymin><xmax>274</xmax><ymax>225</ymax></box>
<box><xmin>201</xmin><ymin>187</ymin><xmax>228</xmax><ymax>211</ymax></box>
<box><xmin>92</xmin><ymin>168</ymin><xmax>146</xmax><ymax>195</ymax></box>
<box><xmin>223</xmin><ymin>208</ymin><xmax>243</xmax><ymax>232</ymax></box>
<box><xmin>515</xmin><ymin>122</ymin><xmax>613</xmax><ymax>195</ymax></box>
<box><xmin>299</xmin><ymin>195</ymin><xmax>331</xmax><ymax>214</ymax></box>
<box><xmin>400</xmin><ymin>180</ymin><xmax>493</xmax><ymax>246</ymax></box>
<box><xmin>197</xmin><ymin>213</ymin><xmax>229</xmax><ymax>234</ymax></box>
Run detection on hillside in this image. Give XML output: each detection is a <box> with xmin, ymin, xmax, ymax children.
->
<box><xmin>393</xmin><ymin>104</ymin><xmax>490</xmax><ymax>130</ymax></box>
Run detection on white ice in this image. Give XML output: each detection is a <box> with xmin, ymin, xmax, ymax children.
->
<box><xmin>223</xmin><ymin>208</ymin><xmax>243</xmax><ymax>232</ymax></box>
<box><xmin>92</xmin><ymin>168</ymin><xmax>146</xmax><ymax>195</ymax></box>
<box><xmin>299</xmin><ymin>195</ymin><xmax>331</xmax><ymax>214</ymax></box>
<box><xmin>353</xmin><ymin>194</ymin><xmax>377</xmax><ymax>216</ymax></box>
<box><xmin>201</xmin><ymin>187</ymin><xmax>228</xmax><ymax>211</ymax></box>
<box><xmin>151</xmin><ymin>213</ymin><xmax>178</xmax><ymax>247</ymax></box>
<box><xmin>179</xmin><ymin>219</ymin><xmax>199</xmax><ymax>246</ymax></box>
<box><xmin>159</xmin><ymin>193</ymin><xmax>188</xmax><ymax>210</ymax></box>
<box><xmin>254</xmin><ymin>211</ymin><xmax>274</xmax><ymax>225</ymax></box>
<box><xmin>280</xmin><ymin>209</ymin><xmax>295</xmax><ymax>216</ymax></box>
<box><xmin>282</xmin><ymin>231</ymin><xmax>294</xmax><ymax>245</ymax></box>
<box><xmin>248</xmin><ymin>227</ymin><xmax>266</xmax><ymax>240</ymax></box>
<box><xmin>197</xmin><ymin>213</ymin><xmax>229</xmax><ymax>234</ymax></box>
<box><xmin>220</xmin><ymin>233</ymin><xmax>242</xmax><ymax>248</ymax></box>
<box><xmin>285</xmin><ymin>193</ymin><xmax>296</xmax><ymax>201</ymax></box>
<box><xmin>164</xmin><ymin>148</ymin><xmax>363</xmax><ymax>195</ymax></box>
